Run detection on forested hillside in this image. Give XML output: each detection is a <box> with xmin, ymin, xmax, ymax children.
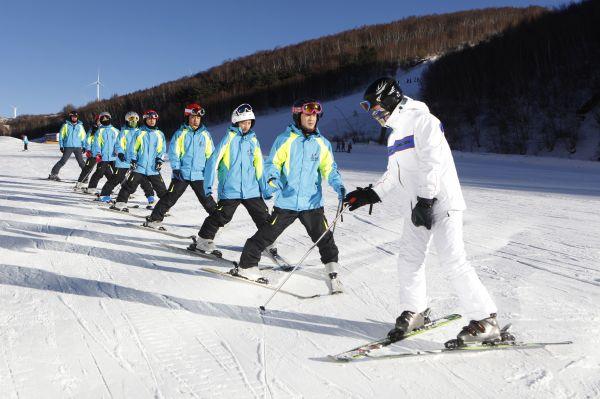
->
<box><xmin>8</xmin><ymin>6</ymin><xmax>544</xmax><ymax>139</ymax></box>
<box><xmin>422</xmin><ymin>0</ymin><xmax>600</xmax><ymax>159</ymax></box>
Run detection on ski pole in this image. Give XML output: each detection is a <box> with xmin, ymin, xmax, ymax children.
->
<box><xmin>259</xmin><ymin>204</ymin><xmax>349</xmax><ymax>313</ymax></box>
<box><xmin>332</xmin><ymin>198</ymin><xmax>344</xmax><ymax>234</ymax></box>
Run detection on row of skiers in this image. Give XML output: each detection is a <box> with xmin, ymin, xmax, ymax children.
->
<box><xmin>47</xmin><ymin>79</ymin><xmax>507</xmax><ymax>348</ymax></box>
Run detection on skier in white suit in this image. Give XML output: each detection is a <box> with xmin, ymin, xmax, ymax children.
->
<box><xmin>343</xmin><ymin>77</ymin><xmax>501</xmax><ymax>348</ymax></box>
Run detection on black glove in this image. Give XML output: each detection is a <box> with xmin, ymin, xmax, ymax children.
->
<box><xmin>117</xmin><ymin>153</ymin><xmax>126</xmax><ymax>162</ymax></box>
<box><xmin>155</xmin><ymin>158</ymin><xmax>163</xmax><ymax>171</ymax></box>
<box><xmin>81</xmin><ymin>147</ymin><xmax>86</xmax><ymax>154</ymax></box>
<box><xmin>411</xmin><ymin>197</ymin><xmax>437</xmax><ymax>230</ymax></box>
<box><xmin>130</xmin><ymin>159</ymin><xmax>138</xmax><ymax>169</ymax></box>
<box><xmin>343</xmin><ymin>185</ymin><xmax>381</xmax><ymax>211</ymax></box>
<box><xmin>60</xmin><ymin>147</ymin><xmax>65</xmax><ymax>154</ymax></box>
<box><xmin>172</xmin><ymin>169</ymin><xmax>184</xmax><ymax>181</ymax></box>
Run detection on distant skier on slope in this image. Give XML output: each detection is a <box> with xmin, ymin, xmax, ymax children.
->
<box><xmin>98</xmin><ymin>112</ymin><xmax>156</xmax><ymax>204</ymax></box>
<box><xmin>343</xmin><ymin>78</ymin><xmax>500</xmax><ymax>347</ymax></box>
<box><xmin>235</xmin><ymin>99</ymin><xmax>346</xmax><ymax>294</ymax></box>
<box><xmin>110</xmin><ymin>110</ymin><xmax>167</xmax><ymax>212</ymax></box>
<box><xmin>48</xmin><ymin>110</ymin><xmax>87</xmax><ymax>181</ymax></box>
<box><xmin>22</xmin><ymin>135</ymin><xmax>29</xmax><ymax>151</ymax></box>
<box><xmin>142</xmin><ymin>103</ymin><xmax>216</xmax><ymax>226</ymax></box>
<box><xmin>189</xmin><ymin>103</ymin><xmax>273</xmax><ymax>255</ymax></box>
<box><xmin>84</xmin><ymin>112</ymin><xmax>119</xmax><ymax>195</ymax></box>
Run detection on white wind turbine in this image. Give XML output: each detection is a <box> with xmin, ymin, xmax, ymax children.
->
<box><xmin>10</xmin><ymin>105</ymin><xmax>17</xmax><ymax>118</ymax></box>
<box><xmin>88</xmin><ymin>69</ymin><xmax>104</xmax><ymax>101</ymax></box>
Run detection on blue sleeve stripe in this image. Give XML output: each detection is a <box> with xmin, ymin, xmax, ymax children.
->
<box><xmin>388</xmin><ymin>135</ymin><xmax>415</xmax><ymax>156</ymax></box>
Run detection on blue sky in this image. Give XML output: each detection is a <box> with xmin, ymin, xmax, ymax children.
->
<box><xmin>0</xmin><ymin>0</ymin><xmax>567</xmax><ymax>117</ymax></box>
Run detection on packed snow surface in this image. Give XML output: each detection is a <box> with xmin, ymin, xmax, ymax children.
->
<box><xmin>1</xmin><ymin>136</ymin><xmax>599</xmax><ymax>398</ymax></box>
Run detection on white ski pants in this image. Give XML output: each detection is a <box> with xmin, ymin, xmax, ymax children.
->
<box><xmin>397</xmin><ymin>211</ymin><xmax>497</xmax><ymax>319</ymax></box>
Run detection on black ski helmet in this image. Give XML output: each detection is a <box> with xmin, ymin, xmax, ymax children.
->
<box><xmin>292</xmin><ymin>97</ymin><xmax>323</xmax><ymax>128</ymax></box>
<box><xmin>362</xmin><ymin>77</ymin><xmax>404</xmax><ymax>113</ymax></box>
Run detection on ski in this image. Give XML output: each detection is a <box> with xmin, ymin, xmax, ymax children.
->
<box><xmin>136</xmin><ymin>225</ymin><xmax>194</xmax><ymax>240</ymax></box>
<box><xmin>336</xmin><ymin>340</ymin><xmax>573</xmax><ymax>362</ymax></box>
<box><xmin>329</xmin><ymin>312</ymin><xmax>462</xmax><ymax>362</ymax></box>
<box><xmin>200</xmin><ymin>267</ymin><xmax>324</xmax><ymax>299</ymax></box>
<box><xmin>100</xmin><ymin>207</ymin><xmax>146</xmax><ymax>218</ymax></box>
<box><xmin>160</xmin><ymin>243</ymin><xmax>238</xmax><ymax>267</ymax></box>
<box><xmin>262</xmin><ymin>247</ymin><xmax>295</xmax><ymax>272</ymax></box>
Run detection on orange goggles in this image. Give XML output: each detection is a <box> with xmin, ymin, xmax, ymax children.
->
<box><xmin>292</xmin><ymin>102</ymin><xmax>323</xmax><ymax>115</ymax></box>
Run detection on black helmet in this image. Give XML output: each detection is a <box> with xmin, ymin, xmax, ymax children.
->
<box><xmin>68</xmin><ymin>110</ymin><xmax>79</xmax><ymax>118</ymax></box>
<box><xmin>292</xmin><ymin>98</ymin><xmax>323</xmax><ymax>128</ymax></box>
<box><xmin>361</xmin><ymin>77</ymin><xmax>404</xmax><ymax>113</ymax></box>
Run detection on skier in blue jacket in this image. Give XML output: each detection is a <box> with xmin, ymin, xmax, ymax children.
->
<box><xmin>236</xmin><ymin>99</ymin><xmax>346</xmax><ymax>293</ymax></box>
<box><xmin>111</xmin><ymin>109</ymin><xmax>168</xmax><ymax>211</ymax></box>
<box><xmin>189</xmin><ymin>103</ymin><xmax>272</xmax><ymax>254</ymax></box>
<box><xmin>143</xmin><ymin>104</ymin><xmax>217</xmax><ymax>226</ymax></box>
<box><xmin>85</xmin><ymin>112</ymin><xmax>119</xmax><ymax>194</ymax></box>
<box><xmin>22</xmin><ymin>135</ymin><xmax>29</xmax><ymax>151</ymax></box>
<box><xmin>98</xmin><ymin>112</ymin><xmax>155</xmax><ymax>203</ymax></box>
<box><xmin>48</xmin><ymin>110</ymin><xmax>87</xmax><ymax>181</ymax></box>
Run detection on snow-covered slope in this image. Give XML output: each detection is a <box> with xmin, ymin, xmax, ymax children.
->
<box><xmin>1</xmin><ymin>136</ymin><xmax>600</xmax><ymax>398</ymax></box>
<box><xmin>208</xmin><ymin>61</ymin><xmax>430</xmax><ymax>149</ymax></box>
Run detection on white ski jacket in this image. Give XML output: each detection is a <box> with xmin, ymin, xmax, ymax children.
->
<box><xmin>372</xmin><ymin>97</ymin><xmax>466</xmax><ymax>214</ymax></box>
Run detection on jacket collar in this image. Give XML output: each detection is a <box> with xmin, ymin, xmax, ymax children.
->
<box><xmin>182</xmin><ymin>123</ymin><xmax>206</xmax><ymax>133</ymax></box>
<box><xmin>385</xmin><ymin>96</ymin><xmax>430</xmax><ymax>127</ymax></box>
<box><xmin>229</xmin><ymin>125</ymin><xmax>255</xmax><ymax>138</ymax></box>
<box><xmin>288</xmin><ymin>124</ymin><xmax>321</xmax><ymax>139</ymax></box>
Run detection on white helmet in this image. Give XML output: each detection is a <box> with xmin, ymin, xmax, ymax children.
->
<box><xmin>125</xmin><ymin>111</ymin><xmax>139</xmax><ymax>123</ymax></box>
<box><xmin>231</xmin><ymin>103</ymin><xmax>255</xmax><ymax>127</ymax></box>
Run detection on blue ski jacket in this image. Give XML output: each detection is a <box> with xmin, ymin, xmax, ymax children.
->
<box><xmin>114</xmin><ymin>126</ymin><xmax>139</xmax><ymax>169</ymax></box>
<box><xmin>264</xmin><ymin>124</ymin><xmax>345</xmax><ymax>211</ymax></box>
<box><xmin>92</xmin><ymin>125</ymin><xmax>120</xmax><ymax>162</ymax></box>
<box><xmin>131</xmin><ymin>125</ymin><xmax>167</xmax><ymax>176</ymax></box>
<box><xmin>204</xmin><ymin>125</ymin><xmax>265</xmax><ymax>199</ymax></box>
<box><xmin>58</xmin><ymin>120</ymin><xmax>86</xmax><ymax>149</ymax></box>
<box><xmin>168</xmin><ymin>124</ymin><xmax>214</xmax><ymax>181</ymax></box>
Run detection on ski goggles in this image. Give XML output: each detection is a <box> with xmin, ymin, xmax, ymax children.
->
<box><xmin>292</xmin><ymin>102</ymin><xmax>323</xmax><ymax>115</ymax></box>
<box><xmin>143</xmin><ymin>111</ymin><xmax>159</xmax><ymax>119</ymax></box>
<box><xmin>359</xmin><ymin>100</ymin><xmax>372</xmax><ymax>112</ymax></box>
<box><xmin>185</xmin><ymin>106</ymin><xmax>205</xmax><ymax>116</ymax></box>
<box><xmin>234</xmin><ymin>103</ymin><xmax>253</xmax><ymax>114</ymax></box>
<box><xmin>68</xmin><ymin>111</ymin><xmax>79</xmax><ymax>117</ymax></box>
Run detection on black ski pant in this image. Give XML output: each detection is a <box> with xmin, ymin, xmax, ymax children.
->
<box><xmin>77</xmin><ymin>157</ymin><xmax>96</xmax><ymax>183</ymax></box>
<box><xmin>88</xmin><ymin>161</ymin><xmax>115</xmax><ymax>189</ymax></box>
<box><xmin>149</xmin><ymin>179</ymin><xmax>216</xmax><ymax>222</ymax></box>
<box><xmin>239</xmin><ymin>206</ymin><xmax>338</xmax><ymax>268</ymax></box>
<box><xmin>199</xmin><ymin>197</ymin><xmax>270</xmax><ymax>240</ymax></box>
<box><xmin>102</xmin><ymin>168</ymin><xmax>155</xmax><ymax>197</ymax></box>
<box><xmin>50</xmin><ymin>147</ymin><xmax>85</xmax><ymax>175</ymax></box>
<box><xmin>116</xmin><ymin>172</ymin><xmax>167</xmax><ymax>203</ymax></box>
<box><xmin>24</xmin><ymin>143</ymin><xmax>28</xmax><ymax>151</ymax></box>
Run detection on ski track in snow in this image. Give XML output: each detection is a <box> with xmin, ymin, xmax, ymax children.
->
<box><xmin>1</xmin><ymin>137</ymin><xmax>600</xmax><ymax>398</ymax></box>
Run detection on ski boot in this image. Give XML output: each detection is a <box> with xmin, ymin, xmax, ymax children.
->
<box><xmin>325</xmin><ymin>262</ymin><xmax>344</xmax><ymax>294</ymax></box>
<box><xmin>146</xmin><ymin>196</ymin><xmax>156</xmax><ymax>210</ymax></box>
<box><xmin>142</xmin><ymin>216</ymin><xmax>164</xmax><ymax>230</ymax></box>
<box><xmin>98</xmin><ymin>195</ymin><xmax>112</xmax><ymax>204</ymax></box>
<box><xmin>109</xmin><ymin>202</ymin><xmax>129</xmax><ymax>212</ymax></box>
<box><xmin>266</xmin><ymin>244</ymin><xmax>278</xmax><ymax>257</ymax></box>
<box><xmin>188</xmin><ymin>235</ymin><xmax>222</xmax><ymax>257</ymax></box>
<box><xmin>229</xmin><ymin>265</ymin><xmax>269</xmax><ymax>284</ymax></box>
<box><xmin>387</xmin><ymin>308</ymin><xmax>432</xmax><ymax>342</ymax></box>
<box><xmin>73</xmin><ymin>181</ymin><xmax>85</xmax><ymax>191</ymax></box>
<box><xmin>48</xmin><ymin>174</ymin><xmax>60</xmax><ymax>181</ymax></box>
<box><xmin>444</xmin><ymin>313</ymin><xmax>507</xmax><ymax>348</ymax></box>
